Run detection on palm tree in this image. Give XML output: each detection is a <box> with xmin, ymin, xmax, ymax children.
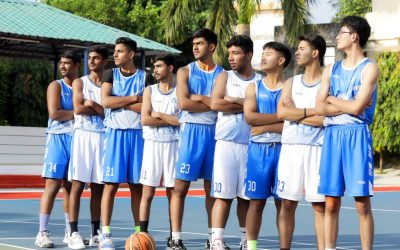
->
<box><xmin>163</xmin><ymin>0</ymin><xmax>315</xmax><ymax>64</ymax></box>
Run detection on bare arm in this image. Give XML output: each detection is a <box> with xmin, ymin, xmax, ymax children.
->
<box><xmin>101</xmin><ymin>82</ymin><xmax>139</xmax><ymax>109</ymax></box>
<box><xmin>176</xmin><ymin>67</ymin><xmax>210</xmax><ymax>112</ymax></box>
<box><xmin>47</xmin><ymin>81</ymin><xmax>74</xmax><ymax>121</ymax></box>
<box><xmin>210</xmin><ymin>71</ymin><xmax>243</xmax><ymax>113</ymax></box>
<box><xmin>315</xmin><ymin>64</ymin><xmax>343</xmax><ymax>116</ymax></box>
<box><xmin>325</xmin><ymin>63</ymin><xmax>379</xmax><ymax>115</ymax></box>
<box><xmin>152</xmin><ymin>112</ymin><xmax>179</xmax><ymax>126</ymax></box>
<box><xmin>244</xmin><ymin>83</ymin><xmax>282</xmax><ymax>126</ymax></box>
<box><xmin>141</xmin><ymin>87</ymin><xmax>167</xmax><ymax>127</ymax></box>
<box><xmin>299</xmin><ymin>116</ymin><xmax>325</xmax><ymax>127</ymax></box>
<box><xmin>251</xmin><ymin>123</ymin><xmax>284</xmax><ymax>136</ymax></box>
<box><xmin>124</xmin><ymin>95</ymin><xmax>142</xmax><ymax>113</ymax></box>
<box><xmin>190</xmin><ymin>94</ymin><xmax>211</xmax><ymax>107</ymax></box>
<box><xmin>72</xmin><ymin>78</ymin><xmax>98</xmax><ymax>116</ymax></box>
<box><xmin>84</xmin><ymin>99</ymin><xmax>104</xmax><ymax>117</ymax></box>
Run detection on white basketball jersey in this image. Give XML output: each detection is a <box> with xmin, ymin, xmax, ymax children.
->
<box><xmin>281</xmin><ymin>74</ymin><xmax>324</xmax><ymax>146</ymax></box>
<box><xmin>215</xmin><ymin>70</ymin><xmax>262</xmax><ymax>144</ymax></box>
<box><xmin>142</xmin><ymin>84</ymin><xmax>179</xmax><ymax>142</ymax></box>
<box><xmin>74</xmin><ymin>75</ymin><xmax>104</xmax><ymax>132</ymax></box>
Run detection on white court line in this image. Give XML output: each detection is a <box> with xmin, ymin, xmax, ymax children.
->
<box><xmin>0</xmin><ymin>243</ymin><xmax>33</xmax><ymax>249</ymax></box>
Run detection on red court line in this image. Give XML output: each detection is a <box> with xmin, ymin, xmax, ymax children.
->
<box><xmin>0</xmin><ymin>189</ymin><xmax>206</xmax><ymax>200</ymax></box>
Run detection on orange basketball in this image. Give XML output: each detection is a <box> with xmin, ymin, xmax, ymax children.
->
<box><xmin>125</xmin><ymin>232</ymin><xmax>156</xmax><ymax>250</ymax></box>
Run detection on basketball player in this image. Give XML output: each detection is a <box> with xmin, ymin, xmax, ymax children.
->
<box><xmin>67</xmin><ymin>45</ymin><xmax>108</xmax><ymax>249</ymax></box>
<box><xmin>210</xmin><ymin>35</ymin><xmax>262</xmax><ymax>250</ymax></box>
<box><xmin>170</xmin><ymin>28</ymin><xmax>224</xmax><ymax>250</ymax></box>
<box><xmin>99</xmin><ymin>37</ymin><xmax>147</xmax><ymax>250</ymax></box>
<box><xmin>275</xmin><ymin>34</ymin><xmax>327</xmax><ymax>250</ymax></box>
<box><xmin>244</xmin><ymin>42</ymin><xmax>291</xmax><ymax>250</ymax></box>
<box><xmin>139</xmin><ymin>54</ymin><xmax>179</xmax><ymax>237</ymax></box>
<box><xmin>316</xmin><ymin>16</ymin><xmax>378</xmax><ymax>250</ymax></box>
<box><xmin>35</xmin><ymin>51</ymin><xmax>80</xmax><ymax>248</ymax></box>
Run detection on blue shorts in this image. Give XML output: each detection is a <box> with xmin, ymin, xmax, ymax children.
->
<box><xmin>245</xmin><ymin>142</ymin><xmax>281</xmax><ymax>199</ymax></box>
<box><xmin>102</xmin><ymin>128</ymin><xmax>144</xmax><ymax>184</ymax></box>
<box><xmin>318</xmin><ymin>124</ymin><xmax>374</xmax><ymax>197</ymax></box>
<box><xmin>175</xmin><ymin>123</ymin><xmax>216</xmax><ymax>181</ymax></box>
<box><xmin>42</xmin><ymin>133</ymin><xmax>72</xmax><ymax>180</ymax></box>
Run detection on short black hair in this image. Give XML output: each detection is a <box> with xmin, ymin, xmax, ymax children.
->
<box><xmin>226</xmin><ymin>35</ymin><xmax>254</xmax><ymax>54</ymax></box>
<box><xmin>298</xmin><ymin>34</ymin><xmax>327</xmax><ymax>66</ymax></box>
<box><xmin>88</xmin><ymin>45</ymin><xmax>109</xmax><ymax>60</ymax></box>
<box><xmin>115</xmin><ymin>37</ymin><xmax>137</xmax><ymax>52</ymax></box>
<box><xmin>154</xmin><ymin>53</ymin><xmax>175</xmax><ymax>66</ymax></box>
<box><xmin>192</xmin><ymin>28</ymin><xmax>218</xmax><ymax>46</ymax></box>
<box><xmin>340</xmin><ymin>16</ymin><xmax>371</xmax><ymax>48</ymax></box>
<box><xmin>60</xmin><ymin>50</ymin><xmax>81</xmax><ymax>65</ymax></box>
<box><xmin>262</xmin><ymin>42</ymin><xmax>292</xmax><ymax>69</ymax></box>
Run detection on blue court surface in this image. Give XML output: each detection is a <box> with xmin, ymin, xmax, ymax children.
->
<box><xmin>0</xmin><ymin>190</ymin><xmax>399</xmax><ymax>250</ymax></box>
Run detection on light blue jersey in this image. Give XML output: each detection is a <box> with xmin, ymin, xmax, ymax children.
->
<box><xmin>103</xmin><ymin>68</ymin><xmax>146</xmax><ymax>129</ymax></box>
<box><xmin>251</xmin><ymin>79</ymin><xmax>282</xmax><ymax>143</ymax></box>
<box><xmin>324</xmin><ymin>58</ymin><xmax>377</xmax><ymax>126</ymax></box>
<box><xmin>215</xmin><ymin>71</ymin><xmax>262</xmax><ymax>144</ymax></box>
<box><xmin>73</xmin><ymin>75</ymin><xmax>104</xmax><ymax>132</ymax></box>
<box><xmin>179</xmin><ymin>62</ymin><xmax>224</xmax><ymax>125</ymax></box>
<box><xmin>46</xmin><ymin>79</ymin><xmax>74</xmax><ymax>134</ymax></box>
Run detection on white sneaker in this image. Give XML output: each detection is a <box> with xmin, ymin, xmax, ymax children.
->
<box><xmin>211</xmin><ymin>238</ymin><xmax>231</xmax><ymax>250</ymax></box>
<box><xmin>89</xmin><ymin>234</ymin><xmax>100</xmax><ymax>246</ymax></box>
<box><xmin>68</xmin><ymin>232</ymin><xmax>85</xmax><ymax>249</ymax></box>
<box><xmin>63</xmin><ymin>230</ymin><xmax>70</xmax><ymax>244</ymax></box>
<box><xmin>98</xmin><ymin>233</ymin><xmax>115</xmax><ymax>250</ymax></box>
<box><xmin>35</xmin><ymin>231</ymin><xmax>54</xmax><ymax>248</ymax></box>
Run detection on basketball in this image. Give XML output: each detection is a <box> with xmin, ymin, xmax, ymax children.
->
<box><xmin>125</xmin><ymin>232</ymin><xmax>156</xmax><ymax>250</ymax></box>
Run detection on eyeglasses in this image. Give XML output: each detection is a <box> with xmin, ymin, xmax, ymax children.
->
<box><xmin>338</xmin><ymin>30</ymin><xmax>353</xmax><ymax>36</ymax></box>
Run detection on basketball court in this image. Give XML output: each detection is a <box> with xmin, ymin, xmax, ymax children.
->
<box><xmin>0</xmin><ymin>185</ymin><xmax>399</xmax><ymax>250</ymax></box>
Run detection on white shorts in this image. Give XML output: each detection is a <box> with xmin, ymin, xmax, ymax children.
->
<box><xmin>69</xmin><ymin>129</ymin><xmax>104</xmax><ymax>184</ymax></box>
<box><xmin>274</xmin><ymin>144</ymin><xmax>325</xmax><ymax>202</ymax></box>
<box><xmin>139</xmin><ymin>140</ymin><xmax>178</xmax><ymax>188</ymax></box>
<box><xmin>212</xmin><ymin>140</ymin><xmax>249</xmax><ymax>200</ymax></box>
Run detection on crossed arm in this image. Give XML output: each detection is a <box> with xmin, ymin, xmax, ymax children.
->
<box><xmin>47</xmin><ymin>81</ymin><xmax>74</xmax><ymax>121</ymax></box>
<box><xmin>72</xmin><ymin>78</ymin><xmax>104</xmax><ymax>117</ymax></box>
<box><xmin>141</xmin><ymin>86</ymin><xmax>179</xmax><ymax>127</ymax></box>
<box><xmin>316</xmin><ymin>63</ymin><xmax>379</xmax><ymax>116</ymax></box>
<box><xmin>278</xmin><ymin>78</ymin><xmax>324</xmax><ymax>127</ymax></box>
<box><xmin>210</xmin><ymin>71</ymin><xmax>243</xmax><ymax>113</ymax></box>
<box><xmin>101</xmin><ymin>81</ymin><xmax>142</xmax><ymax>113</ymax></box>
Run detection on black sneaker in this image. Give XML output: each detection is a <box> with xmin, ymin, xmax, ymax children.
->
<box><xmin>171</xmin><ymin>239</ymin><xmax>187</xmax><ymax>250</ymax></box>
<box><xmin>166</xmin><ymin>236</ymin><xmax>173</xmax><ymax>249</ymax></box>
<box><xmin>205</xmin><ymin>239</ymin><xmax>211</xmax><ymax>249</ymax></box>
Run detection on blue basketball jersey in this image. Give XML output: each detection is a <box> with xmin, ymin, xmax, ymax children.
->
<box><xmin>324</xmin><ymin>58</ymin><xmax>377</xmax><ymax>126</ymax></box>
<box><xmin>103</xmin><ymin>68</ymin><xmax>146</xmax><ymax>129</ymax></box>
<box><xmin>179</xmin><ymin>61</ymin><xmax>224</xmax><ymax>125</ymax></box>
<box><xmin>251</xmin><ymin>79</ymin><xmax>282</xmax><ymax>143</ymax></box>
<box><xmin>47</xmin><ymin>79</ymin><xmax>74</xmax><ymax>134</ymax></box>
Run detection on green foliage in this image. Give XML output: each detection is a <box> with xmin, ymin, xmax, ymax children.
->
<box><xmin>0</xmin><ymin>58</ymin><xmax>51</xmax><ymax>127</ymax></box>
<box><xmin>332</xmin><ymin>0</ymin><xmax>372</xmax><ymax>22</ymax></box>
<box><xmin>45</xmin><ymin>0</ymin><xmax>166</xmax><ymax>43</ymax></box>
<box><xmin>371</xmin><ymin>52</ymin><xmax>400</xmax><ymax>153</ymax></box>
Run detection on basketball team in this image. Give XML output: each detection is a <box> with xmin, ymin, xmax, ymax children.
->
<box><xmin>35</xmin><ymin>15</ymin><xmax>379</xmax><ymax>250</ymax></box>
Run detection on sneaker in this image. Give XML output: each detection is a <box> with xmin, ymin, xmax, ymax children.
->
<box><xmin>239</xmin><ymin>240</ymin><xmax>247</xmax><ymax>250</ymax></box>
<box><xmin>35</xmin><ymin>231</ymin><xmax>54</xmax><ymax>248</ymax></box>
<box><xmin>98</xmin><ymin>233</ymin><xmax>115</xmax><ymax>250</ymax></box>
<box><xmin>68</xmin><ymin>232</ymin><xmax>85</xmax><ymax>249</ymax></box>
<box><xmin>170</xmin><ymin>239</ymin><xmax>187</xmax><ymax>250</ymax></box>
<box><xmin>205</xmin><ymin>239</ymin><xmax>211</xmax><ymax>250</ymax></box>
<box><xmin>88</xmin><ymin>234</ymin><xmax>100</xmax><ymax>246</ymax></box>
<box><xmin>63</xmin><ymin>230</ymin><xmax>71</xmax><ymax>244</ymax></box>
<box><xmin>166</xmin><ymin>236</ymin><xmax>173</xmax><ymax>249</ymax></box>
<box><xmin>211</xmin><ymin>238</ymin><xmax>231</xmax><ymax>250</ymax></box>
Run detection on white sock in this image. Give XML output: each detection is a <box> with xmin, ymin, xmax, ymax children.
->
<box><xmin>211</xmin><ymin>228</ymin><xmax>224</xmax><ymax>243</ymax></box>
<box><xmin>172</xmin><ymin>231</ymin><xmax>181</xmax><ymax>241</ymax></box>
<box><xmin>208</xmin><ymin>228</ymin><xmax>212</xmax><ymax>242</ymax></box>
<box><xmin>64</xmin><ymin>213</ymin><xmax>71</xmax><ymax>233</ymax></box>
<box><xmin>240</xmin><ymin>227</ymin><xmax>246</xmax><ymax>243</ymax></box>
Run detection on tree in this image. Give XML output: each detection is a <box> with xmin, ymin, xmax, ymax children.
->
<box><xmin>371</xmin><ymin>52</ymin><xmax>400</xmax><ymax>172</ymax></box>
<box><xmin>163</xmin><ymin>0</ymin><xmax>315</xmax><ymax>64</ymax></box>
<box><xmin>331</xmin><ymin>0</ymin><xmax>372</xmax><ymax>22</ymax></box>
